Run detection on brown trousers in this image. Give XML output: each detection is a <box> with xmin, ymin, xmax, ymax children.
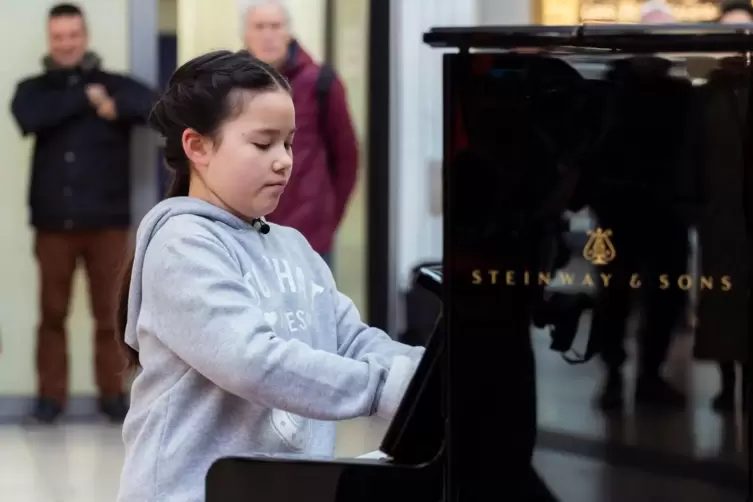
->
<box><xmin>35</xmin><ymin>229</ymin><xmax>129</xmax><ymax>404</ymax></box>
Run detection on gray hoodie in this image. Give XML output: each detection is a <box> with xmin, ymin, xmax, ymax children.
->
<box><xmin>117</xmin><ymin>197</ymin><xmax>423</xmax><ymax>502</ymax></box>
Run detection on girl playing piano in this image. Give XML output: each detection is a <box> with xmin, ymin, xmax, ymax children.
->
<box><xmin>115</xmin><ymin>50</ymin><xmax>422</xmax><ymax>502</ymax></box>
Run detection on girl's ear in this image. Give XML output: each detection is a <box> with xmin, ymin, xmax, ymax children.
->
<box><xmin>182</xmin><ymin>128</ymin><xmax>214</xmax><ymax>172</ymax></box>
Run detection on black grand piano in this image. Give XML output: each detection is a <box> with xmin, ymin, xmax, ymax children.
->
<box><xmin>206</xmin><ymin>25</ymin><xmax>753</xmax><ymax>501</ymax></box>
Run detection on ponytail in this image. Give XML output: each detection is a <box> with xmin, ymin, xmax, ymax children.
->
<box><xmin>115</xmin><ymin>168</ymin><xmax>191</xmax><ymax>371</ymax></box>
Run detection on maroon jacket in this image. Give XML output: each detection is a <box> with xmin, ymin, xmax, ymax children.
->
<box><xmin>266</xmin><ymin>41</ymin><xmax>359</xmax><ymax>253</ymax></box>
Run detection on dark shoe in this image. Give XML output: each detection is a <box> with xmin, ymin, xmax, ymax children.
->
<box><xmin>99</xmin><ymin>394</ymin><xmax>129</xmax><ymax>423</ymax></box>
<box><xmin>597</xmin><ymin>371</ymin><xmax>624</xmax><ymax>411</ymax></box>
<box><xmin>711</xmin><ymin>391</ymin><xmax>735</xmax><ymax>413</ymax></box>
<box><xmin>28</xmin><ymin>398</ymin><xmax>64</xmax><ymax>424</ymax></box>
<box><xmin>635</xmin><ymin>376</ymin><xmax>686</xmax><ymax>409</ymax></box>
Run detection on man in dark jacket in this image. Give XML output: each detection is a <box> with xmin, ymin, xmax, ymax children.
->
<box><xmin>242</xmin><ymin>0</ymin><xmax>359</xmax><ymax>267</ymax></box>
<box><xmin>10</xmin><ymin>3</ymin><xmax>154</xmax><ymax>423</ymax></box>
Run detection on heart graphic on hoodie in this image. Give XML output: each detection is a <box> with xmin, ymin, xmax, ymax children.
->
<box><xmin>264</xmin><ymin>311</ymin><xmax>278</xmax><ymax>326</ymax></box>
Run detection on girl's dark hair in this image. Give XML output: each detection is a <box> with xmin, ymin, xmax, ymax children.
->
<box><xmin>116</xmin><ymin>50</ymin><xmax>291</xmax><ymax>370</ymax></box>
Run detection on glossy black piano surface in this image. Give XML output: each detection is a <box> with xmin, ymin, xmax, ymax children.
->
<box><xmin>206</xmin><ymin>25</ymin><xmax>752</xmax><ymax>502</ymax></box>
<box><xmin>438</xmin><ymin>24</ymin><xmax>751</xmax><ymax>501</ymax></box>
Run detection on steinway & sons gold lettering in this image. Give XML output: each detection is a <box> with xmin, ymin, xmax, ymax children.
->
<box><xmin>468</xmin><ymin>227</ymin><xmax>732</xmax><ymax>291</ymax></box>
<box><xmin>469</xmin><ymin>269</ymin><xmax>732</xmax><ymax>291</ymax></box>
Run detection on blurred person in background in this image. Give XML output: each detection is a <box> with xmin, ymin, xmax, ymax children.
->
<box><xmin>639</xmin><ymin>0</ymin><xmax>677</xmax><ymax>24</ymax></box>
<box><xmin>242</xmin><ymin>0</ymin><xmax>359</xmax><ymax>269</ymax></box>
<box><xmin>718</xmin><ymin>0</ymin><xmax>753</xmax><ymax>23</ymax></box>
<box><xmin>9</xmin><ymin>3</ymin><xmax>154</xmax><ymax>424</ymax></box>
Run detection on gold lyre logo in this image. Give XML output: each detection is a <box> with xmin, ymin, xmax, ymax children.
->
<box><xmin>583</xmin><ymin>227</ymin><xmax>616</xmax><ymax>266</ymax></box>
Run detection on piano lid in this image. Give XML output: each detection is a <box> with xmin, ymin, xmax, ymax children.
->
<box><xmin>423</xmin><ymin>23</ymin><xmax>753</xmax><ymax>53</ymax></box>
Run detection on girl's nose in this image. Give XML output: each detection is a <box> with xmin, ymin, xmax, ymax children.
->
<box><xmin>272</xmin><ymin>159</ymin><xmax>290</xmax><ymax>173</ymax></box>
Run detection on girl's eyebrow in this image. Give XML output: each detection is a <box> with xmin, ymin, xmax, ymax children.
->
<box><xmin>250</xmin><ymin>127</ymin><xmax>297</xmax><ymax>135</ymax></box>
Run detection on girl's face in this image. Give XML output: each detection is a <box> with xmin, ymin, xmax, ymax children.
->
<box><xmin>184</xmin><ymin>88</ymin><xmax>295</xmax><ymax>219</ymax></box>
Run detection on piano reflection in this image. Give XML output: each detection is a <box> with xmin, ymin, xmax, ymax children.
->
<box><xmin>207</xmin><ymin>24</ymin><xmax>753</xmax><ymax>502</ymax></box>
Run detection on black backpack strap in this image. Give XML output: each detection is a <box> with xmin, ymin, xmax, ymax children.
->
<box><xmin>316</xmin><ymin>64</ymin><xmax>336</xmax><ymax>180</ymax></box>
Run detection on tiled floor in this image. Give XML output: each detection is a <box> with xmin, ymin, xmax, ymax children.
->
<box><xmin>0</xmin><ymin>423</ymin><xmax>123</xmax><ymax>502</ymax></box>
<box><xmin>0</xmin><ymin>419</ymin><xmax>388</xmax><ymax>502</ymax></box>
